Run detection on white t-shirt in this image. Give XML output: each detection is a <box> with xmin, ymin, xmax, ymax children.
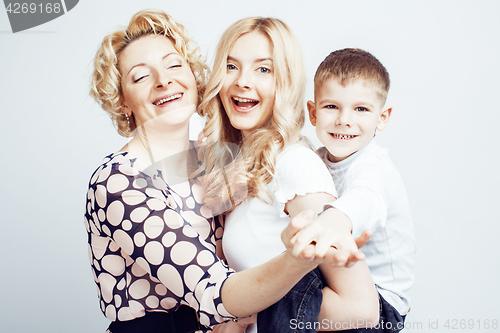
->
<box><xmin>223</xmin><ymin>141</ymin><xmax>337</xmax><ymax>333</ymax></box>
<box><xmin>223</xmin><ymin>141</ymin><xmax>338</xmax><ymax>271</ymax></box>
<box><xmin>318</xmin><ymin>140</ymin><xmax>416</xmax><ymax>315</ymax></box>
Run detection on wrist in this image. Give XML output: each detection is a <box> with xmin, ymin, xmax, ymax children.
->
<box><xmin>322</xmin><ymin>207</ymin><xmax>352</xmax><ymax>233</ymax></box>
<box><xmin>283</xmin><ymin>248</ymin><xmax>318</xmax><ymax>271</ymax></box>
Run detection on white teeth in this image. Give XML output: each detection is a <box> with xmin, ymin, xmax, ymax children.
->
<box><xmin>233</xmin><ymin>97</ymin><xmax>257</xmax><ymax>103</ymax></box>
<box><xmin>154</xmin><ymin>93</ymin><xmax>182</xmax><ymax>105</ymax></box>
<box><xmin>333</xmin><ymin>133</ymin><xmax>355</xmax><ymax>140</ymax></box>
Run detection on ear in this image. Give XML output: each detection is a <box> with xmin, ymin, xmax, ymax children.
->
<box><xmin>307</xmin><ymin>100</ymin><xmax>317</xmax><ymax>126</ymax></box>
<box><xmin>120</xmin><ymin>103</ymin><xmax>131</xmax><ymax>117</ymax></box>
<box><xmin>376</xmin><ymin>105</ymin><xmax>392</xmax><ymax>131</ymax></box>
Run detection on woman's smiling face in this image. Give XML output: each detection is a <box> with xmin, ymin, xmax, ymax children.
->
<box><xmin>219</xmin><ymin>31</ymin><xmax>276</xmax><ymax>139</ymax></box>
<box><xmin>119</xmin><ymin>34</ymin><xmax>198</xmax><ymax>129</ymax></box>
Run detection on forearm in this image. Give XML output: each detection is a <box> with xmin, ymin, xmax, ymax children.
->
<box><xmin>221</xmin><ymin>252</ymin><xmax>317</xmax><ymax>317</ymax></box>
<box><xmin>320</xmin><ymin>207</ymin><xmax>353</xmax><ymax>234</ymax></box>
<box><xmin>316</xmin><ymin>262</ymin><xmax>379</xmax><ymax>330</ymax></box>
<box><xmin>317</xmin><ymin>287</ymin><xmax>378</xmax><ymax>331</ymax></box>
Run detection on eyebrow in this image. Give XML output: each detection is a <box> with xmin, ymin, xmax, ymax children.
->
<box><xmin>318</xmin><ymin>98</ymin><xmax>338</xmax><ymax>104</ymax></box>
<box><xmin>126</xmin><ymin>52</ymin><xmax>179</xmax><ymax>75</ymax></box>
<box><xmin>319</xmin><ymin>98</ymin><xmax>375</xmax><ymax>106</ymax></box>
<box><xmin>227</xmin><ymin>56</ymin><xmax>273</xmax><ymax>63</ymax></box>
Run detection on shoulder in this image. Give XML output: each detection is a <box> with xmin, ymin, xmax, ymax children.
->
<box><xmin>347</xmin><ymin>142</ymin><xmax>404</xmax><ymax>188</ymax></box>
<box><xmin>87</xmin><ymin>152</ymin><xmax>147</xmax><ymax>209</ymax></box>
<box><xmin>88</xmin><ymin>153</ymin><xmax>130</xmax><ymax>184</ymax></box>
<box><xmin>355</xmin><ymin>142</ymin><xmax>396</xmax><ymax>171</ymax></box>
<box><xmin>275</xmin><ymin>141</ymin><xmax>332</xmax><ymax>183</ymax></box>
<box><xmin>277</xmin><ymin>141</ymin><xmax>325</xmax><ymax>168</ymax></box>
<box><xmin>273</xmin><ymin>141</ymin><xmax>336</xmax><ymax>197</ymax></box>
<box><xmin>275</xmin><ymin>142</ymin><xmax>333</xmax><ymax>184</ymax></box>
<box><xmin>315</xmin><ymin>146</ymin><xmax>330</xmax><ymax>164</ymax></box>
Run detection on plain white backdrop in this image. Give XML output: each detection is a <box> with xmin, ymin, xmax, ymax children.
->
<box><xmin>1</xmin><ymin>1</ymin><xmax>499</xmax><ymax>332</ymax></box>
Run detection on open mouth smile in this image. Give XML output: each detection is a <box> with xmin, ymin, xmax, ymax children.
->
<box><xmin>153</xmin><ymin>93</ymin><xmax>182</xmax><ymax>106</ymax></box>
<box><xmin>232</xmin><ymin>96</ymin><xmax>259</xmax><ymax>110</ymax></box>
<box><xmin>331</xmin><ymin>133</ymin><xmax>357</xmax><ymax>140</ymax></box>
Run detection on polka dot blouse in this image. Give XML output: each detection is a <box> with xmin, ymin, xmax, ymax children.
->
<box><xmin>84</xmin><ymin>152</ymin><xmax>236</xmax><ymax>330</ymax></box>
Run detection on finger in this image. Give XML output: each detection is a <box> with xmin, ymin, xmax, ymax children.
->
<box><xmin>292</xmin><ymin>227</ymin><xmax>320</xmax><ymax>257</ymax></box>
<box><xmin>334</xmin><ymin>237</ymin><xmax>359</xmax><ymax>255</ymax></box>
<box><xmin>290</xmin><ymin>210</ymin><xmax>315</xmax><ymax>234</ymax></box>
<box><xmin>353</xmin><ymin>250</ymin><xmax>366</xmax><ymax>261</ymax></box>
<box><xmin>345</xmin><ymin>260</ymin><xmax>356</xmax><ymax>268</ymax></box>
<box><xmin>323</xmin><ymin>247</ymin><xmax>348</xmax><ymax>266</ymax></box>
<box><xmin>293</xmin><ymin>209</ymin><xmax>315</xmax><ymax>229</ymax></box>
<box><xmin>355</xmin><ymin>229</ymin><xmax>372</xmax><ymax>249</ymax></box>
<box><xmin>282</xmin><ymin>210</ymin><xmax>314</xmax><ymax>247</ymax></box>
<box><xmin>292</xmin><ymin>224</ymin><xmax>323</xmax><ymax>257</ymax></box>
<box><xmin>301</xmin><ymin>244</ymin><xmax>316</xmax><ymax>261</ymax></box>
<box><xmin>313</xmin><ymin>233</ymin><xmax>336</xmax><ymax>259</ymax></box>
<box><xmin>346</xmin><ymin>249</ymin><xmax>365</xmax><ymax>265</ymax></box>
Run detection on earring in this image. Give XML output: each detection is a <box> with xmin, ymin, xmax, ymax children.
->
<box><xmin>124</xmin><ymin>113</ymin><xmax>131</xmax><ymax>132</ymax></box>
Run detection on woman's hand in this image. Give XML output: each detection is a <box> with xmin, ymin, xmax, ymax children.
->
<box><xmin>283</xmin><ymin>209</ymin><xmax>371</xmax><ymax>267</ymax></box>
<box><xmin>281</xmin><ymin>210</ymin><xmax>318</xmax><ymax>262</ymax></box>
<box><xmin>212</xmin><ymin>321</ymin><xmax>247</xmax><ymax>333</ymax></box>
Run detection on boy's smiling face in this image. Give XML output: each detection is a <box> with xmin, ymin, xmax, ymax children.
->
<box><xmin>308</xmin><ymin>78</ymin><xmax>392</xmax><ymax>163</ymax></box>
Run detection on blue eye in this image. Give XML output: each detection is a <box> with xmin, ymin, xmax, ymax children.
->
<box><xmin>258</xmin><ymin>67</ymin><xmax>271</xmax><ymax>73</ymax></box>
<box><xmin>356</xmin><ymin>107</ymin><xmax>368</xmax><ymax>112</ymax></box>
<box><xmin>227</xmin><ymin>64</ymin><xmax>237</xmax><ymax>70</ymax></box>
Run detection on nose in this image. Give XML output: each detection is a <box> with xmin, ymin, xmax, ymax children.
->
<box><xmin>155</xmin><ymin>70</ymin><xmax>172</xmax><ymax>89</ymax></box>
<box><xmin>235</xmin><ymin>69</ymin><xmax>251</xmax><ymax>89</ymax></box>
<box><xmin>335</xmin><ymin>110</ymin><xmax>351</xmax><ymax>127</ymax></box>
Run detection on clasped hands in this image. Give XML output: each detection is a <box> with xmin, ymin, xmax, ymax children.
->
<box><xmin>282</xmin><ymin>208</ymin><xmax>371</xmax><ymax>267</ymax></box>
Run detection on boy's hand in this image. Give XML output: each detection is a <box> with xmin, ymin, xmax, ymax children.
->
<box><xmin>291</xmin><ymin>208</ymin><xmax>370</xmax><ymax>267</ymax></box>
<box><xmin>282</xmin><ymin>210</ymin><xmax>367</xmax><ymax>266</ymax></box>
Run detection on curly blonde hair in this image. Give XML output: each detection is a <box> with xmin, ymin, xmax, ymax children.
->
<box><xmin>90</xmin><ymin>9</ymin><xmax>208</xmax><ymax>137</ymax></box>
<box><xmin>198</xmin><ymin>17</ymin><xmax>306</xmax><ymax>212</ymax></box>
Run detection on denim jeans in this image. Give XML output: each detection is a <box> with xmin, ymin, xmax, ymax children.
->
<box><xmin>257</xmin><ymin>267</ymin><xmax>325</xmax><ymax>333</ymax></box>
<box><xmin>257</xmin><ymin>267</ymin><xmax>406</xmax><ymax>333</ymax></box>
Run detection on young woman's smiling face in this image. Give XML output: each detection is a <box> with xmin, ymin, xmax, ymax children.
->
<box><xmin>219</xmin><ymin>31</ymin><xmax>276</xmax><ymax>139</ymax></box>
<box><xmin>119</xmin><ymin>34</ymin><xmax>198</xmax><ymax>129</ymax></box>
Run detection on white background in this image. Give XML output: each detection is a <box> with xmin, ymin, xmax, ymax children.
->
<box><xmin>1</xmin><ymin>1</ymin><xmax>499</xmax><ymax>332</ymax></box>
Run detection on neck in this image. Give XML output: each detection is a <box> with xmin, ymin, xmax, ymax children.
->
<box><xmin>136</xmin><ymin>125</ymin><xmax>190</xmax><ymax>161</ymax></box>
<box><xmin>136</xmin><ymin>110</ymin><xmax>191</xmax><ymax>158</ymax></box>
<box><xmin>123</xmin><ymin>113</ymin><xmax>193</xmax><ymax>180</ymax></box>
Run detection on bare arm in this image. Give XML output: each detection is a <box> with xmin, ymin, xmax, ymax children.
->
<box><xmin>317</xmin><ymin>264</ymin><xmax>379</xmax><ymax>330</ymax></box>
<box><xmin>316</xmin><ymin>226</ymin><xmax>379</xmax><ymax>330</ymax></box>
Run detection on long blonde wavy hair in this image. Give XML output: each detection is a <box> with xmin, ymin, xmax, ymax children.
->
<box><xmin>197</xmin><ymin>17</ymin><xmax>306</xmax><ymax>212</ymax></box>
<box><xmin>90</xmin><ymin>9</ymin><xmax>208</xmax><ymax>137</ymax></box>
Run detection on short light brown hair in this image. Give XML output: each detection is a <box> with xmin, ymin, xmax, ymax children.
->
<box><xmin>314</xmin><ymin>48</ymin><xmax>390</xmax><ymax>104</ymax></box>
<box><xmin>90</xmin><ymin>9</ymin><xmax>208</xmax><ymax>137</ymax></box>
